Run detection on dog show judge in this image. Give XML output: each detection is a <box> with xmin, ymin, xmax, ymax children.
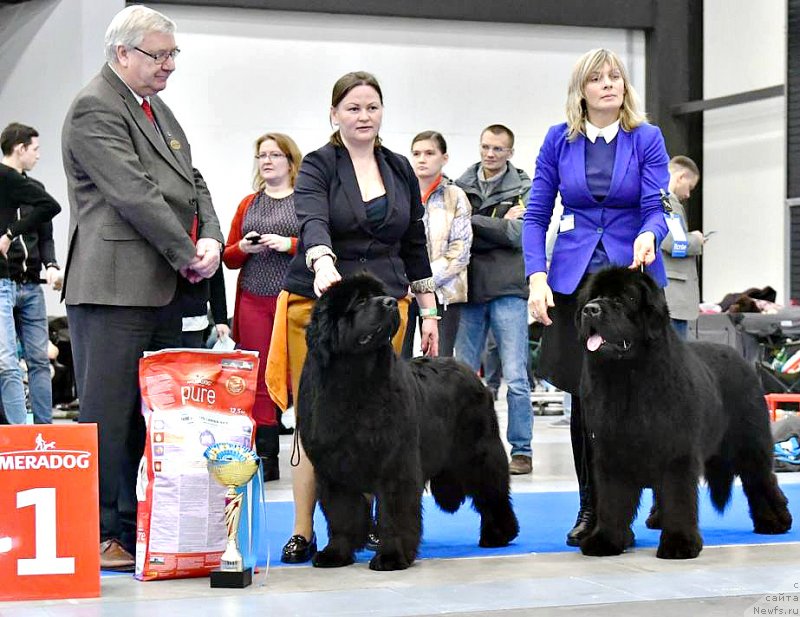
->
<box><xmin>61</xmin><ymin>5</ymin><xmax>223</xmax><ymax>571</ymax></box>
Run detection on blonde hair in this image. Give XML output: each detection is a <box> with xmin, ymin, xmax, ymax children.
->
<box><xmin>252</xmin><ymin>133</ymin><xmax>303</xmax><ymax>192</ymax></box>
<box><xmin>565</xmin><ymin>48</ymin><xmax>646</xmax><ymax>141</ymax></box>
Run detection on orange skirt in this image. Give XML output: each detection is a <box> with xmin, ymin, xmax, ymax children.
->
<box><xmin>266</xmin><ymin>291</ymin><xmax>410</xmax><ymax>413</ymax></box>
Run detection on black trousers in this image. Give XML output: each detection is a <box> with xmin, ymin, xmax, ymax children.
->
<box><xmin>180</xmin><ymin>328</ymin><xmax>206</xmax><ymax>349</ymax></box>
<box><xmin>68</xmin><ymin>297</ymin><xmax>182</xmax><ymax>552</ymax></box>
<box><xmin>570</xmin><ymin>395</ymin><xmax>593</xmax><ymax>507</ymax></box>
<box><xmin>536</xmin><ymin>289</ymin><xmax>593</xmax><ymax>507</ymax></box>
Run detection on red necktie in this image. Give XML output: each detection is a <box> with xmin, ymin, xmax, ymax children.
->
<box><xmin>141</xmin><ymin>99</ymin><xmax>197</xmax><ymax>242</ymax></box>
<box><xmin>141</xmin><ymin>100</ymin><xmax>155</xmax><ymax>125</ymax></box>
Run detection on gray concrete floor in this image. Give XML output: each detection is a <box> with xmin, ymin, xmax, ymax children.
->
<box><xmin>4</xmin><ymin>390</ymin><xmax>800</xmax><ymax>616</ymax></box>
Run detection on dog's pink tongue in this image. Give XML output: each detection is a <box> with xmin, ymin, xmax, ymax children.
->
<box><xmin>586</xmin><ymin>334</ymin><xmax>604</xmax><ymax>352</ymax></box>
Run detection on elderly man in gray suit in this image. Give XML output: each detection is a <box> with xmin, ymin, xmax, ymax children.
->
<box><xmin>661</xmin><ymin>156</ymin><xmax>703</xmax><ymax>340</ymax></box>
<box><xmin>62</xmin><ymin>5</ymin><xmax>223</xmax><ymax>571</ymax></box>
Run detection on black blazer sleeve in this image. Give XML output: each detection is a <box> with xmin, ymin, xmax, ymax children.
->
<box><xmin>38</xmin><ymin>220</ymin><xmax>58</xmax><ymax>266</ymax></box>
<box><xmin>1</xmin><ymin>168</ymin><xmax>61</xmax><ymax>236</ymax></box>
<box><xmin>27</xmin><ymin>177</ymin><xmax>59</xmax><ymax>267</ymax></box>
<box><xmin>389</xmin><ymin>152</ymin><xmax>431</xmax><ymax>283</ymax></box>
<box><xmin>294</xmin><ymin>148</ymin><xmax>334</xmax><ymax>251</ymax></box>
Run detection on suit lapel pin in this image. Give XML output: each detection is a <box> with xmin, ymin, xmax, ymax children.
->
<box><xmin>169</xmin><ymin>139</ymin><xmax>181</xmax><ymax>150</ymax></box>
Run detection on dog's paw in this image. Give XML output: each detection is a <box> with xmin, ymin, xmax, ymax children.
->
<box><xmin>623</xmin><ymin>527</ymin><xmax>635</xmax><ymax>549</ymax></box>
<box><xmin>479</xmin><ymin>521</ymin><xmax>518</xmax><ymax>548</ymax></box>
<box><xmin>579</xmin><ymin>528</ymin><xmax>627</xmax><ymax>557</ymax></box>
<box><xmin>645</xmin><ymin>506</ymin><xmax>662</xmax><ymax>530</ymax></box>
<box><xmin>656</xmin><ymin>530</ymin><xmax>703</xmax><ymax>559</ymax></box>
<box><xmin>311</xmin><ymin>546</ymin><xmax>355</xmax><ymax>568</ymax></box>
<box><xmin>753</xmin><ymin>508</ymin><xmax>793</xmax><ymax>535</ymax></box>
<box><xmin>368</xmin><ymin>552</ymin><xmax>413</xmax><ymax>571</ymax></box>
<box><xmin>478</xmin><ymin>503</ymin><xmax>519</xmax><ymax>548</ymax></box>
<box><xmin>479</xmin><ymin>533</ymin><xmax>510</xmax><ymax>548</ymax></box>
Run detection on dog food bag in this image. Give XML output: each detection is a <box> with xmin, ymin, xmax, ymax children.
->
<box><xmin>135</xmin><ymin>349</ymin><xmax>258</xmax><ymax>581</ymax></box>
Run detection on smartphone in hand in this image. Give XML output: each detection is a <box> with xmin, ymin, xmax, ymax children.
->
<box><xmin>247</xmin><ymin>233</ymin><xmax>261</xmax><ymax>244</ymax></box>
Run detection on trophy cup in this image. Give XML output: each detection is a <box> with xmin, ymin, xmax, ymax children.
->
<box><xmin>204</xmin><ymin>442</ymin><xmax>259</xmax><ymax>588</ymax></box>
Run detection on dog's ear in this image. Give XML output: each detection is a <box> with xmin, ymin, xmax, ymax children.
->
<box><xmin>305</xmin><ymin>297</ymin><xmax>333</xmax><ymax>368</ymax></box>
<box><xmin>639</xmin><ymin>272</ymin><xmax>670</xmax><ymax>342</ymax></box>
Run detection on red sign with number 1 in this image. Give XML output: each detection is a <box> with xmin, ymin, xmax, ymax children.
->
<box><xmin>0</xmin><ymin>424</ymin><xmax>100</xmax><ymax>600</ymax></box>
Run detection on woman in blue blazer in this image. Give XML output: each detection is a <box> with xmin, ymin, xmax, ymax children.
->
<box><xmin>522</xmin><ymin>49</ymin><xmax>670</xmax><ymax>547</ymax></box>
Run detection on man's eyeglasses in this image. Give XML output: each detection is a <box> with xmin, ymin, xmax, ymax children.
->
<box><xmin>133</xmin><ymin>46</ymin><xmax>181</xmax><ymax>64</ymax></box>
<box><xmin>255</xmin><ymin>152</ymin><xmax>287</xmax><ymax>162</ymax></box>
<box><xmin>480</xmin><ymin>145</ymin><xmax>512</xmax><ymax>155</ymax></box>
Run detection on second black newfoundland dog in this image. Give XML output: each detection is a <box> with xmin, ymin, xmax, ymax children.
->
<box><xmin>577</xmin><ymin>267</ymin><xmax>791</xmax><ymax>559</ymax></box>
<box><xmin>298</xmin><ymin>274</ymin><xmax>519</xmax><ymax>570</ymax></box>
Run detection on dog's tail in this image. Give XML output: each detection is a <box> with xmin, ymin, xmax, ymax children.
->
<box><xmin>430</xmin><ymin>470</ymin><xmax>466</xmax><ymax>513</ymax></box>
<box><xmin>705</xmin><ymin>456</ymin><xmax>735</xmax><ymax>513</ymax></box>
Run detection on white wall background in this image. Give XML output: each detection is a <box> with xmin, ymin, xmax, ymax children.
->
<box><xmin>702</xmin><ymin>0</ymin><xmax>786</xmax><ymax>304</ymax></box>
<box><xmin>0</xmin><ymin>0</ymin><xmax>123</xmax><ymax>315</ymax></box>
<box><xmin>157</xmin><ymin>4</ymin><xmax>645</xmax><ymax>311</ymax></box>
<box><xmin>6</xmin><ymin>1</ymin><xmax>788</xmax><ymax>314</ymax></box>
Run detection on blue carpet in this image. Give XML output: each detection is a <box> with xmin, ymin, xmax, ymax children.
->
<box><xmin>267</xmin><ymin>481</ymin><xmax>800</xmax><ymax>566</ymax></box>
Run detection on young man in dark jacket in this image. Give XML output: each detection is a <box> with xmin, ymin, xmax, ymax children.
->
<box><xmin>0</xmin><ymin>122</ymin><xmax>62</xmax><ymax>424</ymax></box>
<box><xmin>455</xmin><ymin>124</ymin><xmax>533</xmax><ymax>475</ymax></box>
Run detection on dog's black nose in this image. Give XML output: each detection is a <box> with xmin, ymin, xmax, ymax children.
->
<box><xmin>582</xmin><ymin>302</ymin><xmax>602</xmax><ymax>318</ymax></box>
<box><xmin>381</xmin><ymin>296</ymin><xmax>398</xmax><ymax>309</ymax></box>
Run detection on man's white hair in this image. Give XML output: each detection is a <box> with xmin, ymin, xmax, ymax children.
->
<box><xmin>104</xmin><ymin>5</ymin><xmax>176</xmax><ymax>65</ymax></box>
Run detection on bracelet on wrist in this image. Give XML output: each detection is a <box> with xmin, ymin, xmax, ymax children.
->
<box><xmin>306</xmin><ymin>245</ymin><xmax>336</xmax><ymax>270</ymax></box>
<box><xmin>313</xmin><ymin>255</ymin><xmax>334</xmax><ymax>272</ymax></box>
<box><xmin>421</xmin><ymin>315</ymin><xmax>442</xmax><ymax>321</ymax></box>
<box><xmin>418</xmin><ymin>307</ymin><xmax>439</xmax><ymax>318</ymax></box>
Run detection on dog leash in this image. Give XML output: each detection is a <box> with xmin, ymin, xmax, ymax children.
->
<box><xmin>290</xmin><ymin>424</ymin><xmax>301</xmax><ymax>467</ymax></box>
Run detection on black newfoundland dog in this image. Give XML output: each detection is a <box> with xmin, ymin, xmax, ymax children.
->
<box><xmin>577</xmin><ymin>267</ymin><xmax>791</xmax><ymax>559</ymax></box>
<box><xmin>298</xmin><ymin>274</ymin><xmax>519</xmax><ymax>570</ymax></box>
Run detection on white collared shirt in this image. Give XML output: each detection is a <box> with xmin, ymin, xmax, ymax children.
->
<box><xmin>585</xmin><ymin>119</ymin><xmax>620</xmax><ymax>144</ymax></box>
<box><xmin>107</xmin><ymin>63</ymin><xmax>165</xmax><ymax>141</ymax></box>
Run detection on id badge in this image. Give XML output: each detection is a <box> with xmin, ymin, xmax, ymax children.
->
<box><xmin>559</xmin><ymin>214</ymin><xmax>575</xmax><ymax>232</ymax></box>
<box><xmin>665</xmin><ymin>213</ymin><xmax>688</xmax><ymax>257</ymax></box>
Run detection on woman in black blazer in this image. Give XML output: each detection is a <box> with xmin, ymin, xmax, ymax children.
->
<box><xmin>279</xmin><ymin>71</ymin><xmax>439</xmax><ymax>563</ymax></box>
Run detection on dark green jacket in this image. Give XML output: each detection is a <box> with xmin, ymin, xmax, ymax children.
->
<box><xmin>456</xmin><ymin>162</ymin><xmax>530</xmax><ymax>303</ymax></box>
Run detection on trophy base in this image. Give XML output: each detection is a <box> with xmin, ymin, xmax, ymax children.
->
<box><xmin>210</xmin><ymin>567</ymin><xmax>252</xmax><ymax>589</ymax></box>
